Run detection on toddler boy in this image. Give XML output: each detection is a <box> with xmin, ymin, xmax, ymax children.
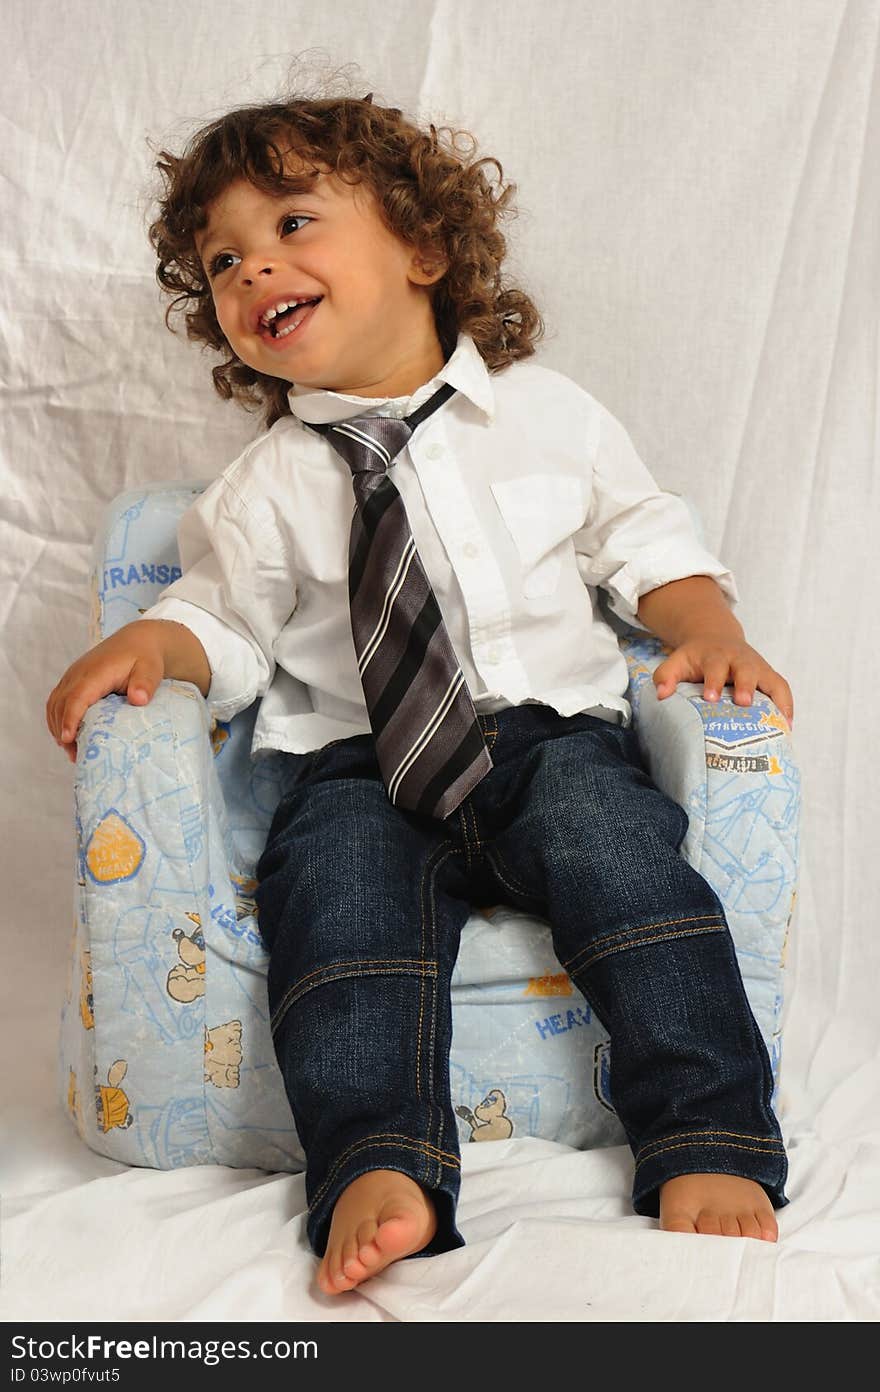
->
<box><xmin>47</xmin><ymin>95</ymin><xmax>793</xmax><ymax>1295</ymax></box>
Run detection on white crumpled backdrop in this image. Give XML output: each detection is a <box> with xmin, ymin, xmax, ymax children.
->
<box><xmin>3</xmin><ymin>0</ymin><xmax>879</xmax><ymax>1323</ymax></box>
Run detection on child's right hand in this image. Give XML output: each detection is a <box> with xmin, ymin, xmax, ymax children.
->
<box><xmin>46</xmin><ymin>622</ymin><xmax>167</xmax><ymax>764</ymax></box>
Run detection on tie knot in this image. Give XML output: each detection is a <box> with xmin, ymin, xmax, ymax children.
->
<box><xmin>304</xmin><ymin>381</ymin><xmax>457</xmax><ymax>477</ymax></box>
<box><xmin>324</xmin><ymin>415</ymin><xmax>412</xmax><ymax>477</ymax></box>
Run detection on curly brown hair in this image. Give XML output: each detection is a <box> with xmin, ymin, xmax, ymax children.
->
<box><xmin>149</xmin><ymin>94</ymin><xmax>544</xmax><ymax>428</ymax></box>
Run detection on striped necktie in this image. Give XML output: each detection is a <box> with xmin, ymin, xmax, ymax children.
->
<box><xmin>305</xmin><ymin>381</ymin><xmax>493</xmax><ymax>820</ymax></box>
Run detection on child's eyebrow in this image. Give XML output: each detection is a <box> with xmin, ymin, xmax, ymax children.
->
<box><xmin>196</xmin><ymin>178</ymin><xmax>329</xmax><ymax>261</ymax></box>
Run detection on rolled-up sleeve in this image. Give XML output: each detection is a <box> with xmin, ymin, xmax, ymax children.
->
<box><xmin>574</xmin><ymin>405</ymin><xmax>738</xmax><ymax>631</ymax></box>
<box><xmin>141</xmin><ymin>473</ymin><xmax>297</xmax><ymax>721</ymax></box>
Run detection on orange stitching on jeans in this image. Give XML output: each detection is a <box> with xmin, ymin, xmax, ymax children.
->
<box><xmin>310</xmin><ymin>1140</ymin><xmax>457</xmax><ymax>1212</ymax></box>
<box><xmin>271</xmin><ymin>963</ymin><xmax>439</xmax><ymax>1033</ymax></box>
<box><xmin>469</xmin><ymin>795</ymin><xmax>484</xmax><ymax>842</ymax></box>
<box><xmin>417</xmin><ymin>843</ymin><xmax>458</xmax><ymax>1168</ymax></box>
<box><xmin>458</xmin><ymin>797</ymin><xmax>477</xmax><ymax>865</ymax></box>
<box><xmin>462</xmin><ymin>797</ymin><xmax>492</xmax><ymax>876</ymax></box>
<box><xmin>635</xmin><ymin>1128</ymin><xmax>784</xmax><ymax>1162</ymax></box>
<box><xmin>567</xmin><ymin>912</ymin><xmax>722</xmax><ymax>962</ymax></box>
<box><xmin>634</xmin><ymin>1138</ymin><xmax>786</xmax><ymax>1173</ymax></box>
<box><xmin>310</xmin><ymin>1132</ymin><xmax>461</xmax><ymax>1209</ymax></box>
<box><xmin>270</xmin><ymin>958</ymin><xmax>434</xmax><ymax>1030</ymax></box>
<box><xmin>564</xmin><ymin>914</ymin><xmax>724</xmax><ymax>974</ymax></box>
<box><xmin>565</xmin><ymin>924</ymin><xmax>725</xmax><ymax>974</ymax></box>
<box><xmin>487</xmin><ymin>846</ymin><xmax>541</xmax><ymax>902</ymax></box>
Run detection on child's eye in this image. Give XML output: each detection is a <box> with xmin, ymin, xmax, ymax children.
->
<box><xmin>280</xmin><ymin>214</ymin><xmax>311</xmax><ymax>236</ymax></box>
<box><xmin>208</xmin><ymin>251</ymin><xmax>241</xmax><ymax>278</ymax></box>
<box><xmin>205</xmin><ymin>215</ymin><xmax>310</xmax><ymax>278</ymax></box>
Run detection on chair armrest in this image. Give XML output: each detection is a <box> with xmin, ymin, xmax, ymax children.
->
<box><xmin>620</xmin><ymin>631</ymin><xmax>796</xmax><ymax>864</ymax></box>
<box><xmin>67</xmin><ymin>679</ymin><xmax>297</xmax><ymax>1171</ymax></box>
<box><xmin>74</xmin><ymin>675</ymin><xmax>239</xmax><ymax>912</ymax></box>
<box><xmin>72</xmin><ymin>682</ymin><xmax>225</xmax><ymax>1135</ymax></box>
<box><xmin>620</xmin><ymin>631</ymin><xmax>799</xmax><ymax>1085</ymax></box>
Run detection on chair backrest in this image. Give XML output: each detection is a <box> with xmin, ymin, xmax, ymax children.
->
<box><xmin>92</xmin><ymin>482</ymin><xmax>298</xmax><ymax>881</ymax></box>
<box><xmin>89</xmin><ymin>480</ymin><xmax>698</xmax><ymax>877</ymax></box>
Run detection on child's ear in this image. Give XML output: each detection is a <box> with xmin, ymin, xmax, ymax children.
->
<box><xmin>409</xmin><ymin>250</ymin><xmax>448</xmax><ymax>286</ymax></box>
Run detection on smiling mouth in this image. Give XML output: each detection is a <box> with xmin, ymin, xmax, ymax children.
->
<box><xmin>260</xmin><ymin>298</ymin><xmax>323</xmax><ymax>338</ymax></box>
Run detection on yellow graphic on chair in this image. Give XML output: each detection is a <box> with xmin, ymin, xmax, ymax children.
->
<box><xmin>455</xmin><ymin>1089</ymin><xmax>514</xmax><ymax>1142</ymax></box>
<box><xmin>79</xmin><ymin>949</ymin><xmax>94</xmax><ymax>1030</ymax></box>
<box><xmin>95</xmin><ymin>1060</ymin><xmax>134</xmax><ymax>1132</ymax></box>
<box><xmin>67</xmin><ymin>1068</ymin><xmax>84</xmax><ymax>1137</ymax></box>
<box><xmin>85</xmin><ymin>810</ymin><xmax>145</xmax><ymax>884</ymax></box>
<box><xmin>205</xmin><ymin>1021</ymin><xmax>243</xmax><ymax>1088</ymax></box>
<box><xmin>166</xmin><ymin>914</ymin><xmax>206</xmax><ymax>1003</ymax></box>
<box><xmin>231</xmin><ymin>873</ymin><xmax>258</xmax><ymax>920</ymax></box>
<box><xmin>762</xmin><ymin>709</ymin><xmax>791</xmax><ymax>737</ymax></box>
<box><xmin>209</xmin><ymin>719</ymin><xmax>230</xmax><ymax>757</ymax></box>
<box><xmin>524</xmin><ymin>971</ymin><xmax>573</xmax><ymax>998</ymax></box>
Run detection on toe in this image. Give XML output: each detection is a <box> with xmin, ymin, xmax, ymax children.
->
<box><xmin>372</xmin><ymin>1212</ymin><xmax>417</xmax><ymax>1258</ymax></box>
<box><xmin>316</xmin><ymin>1254</ymin><xmax>332</xmax><ymax>1294</ymax></box>
<box><xmin>341</xmin><ymin>1231</ymin><xmax>361</xmax><ymax>1276</ymax></box>
<box><xmin>720</xmin><ymin>1212</ymin><xmax>741</xmax><ymax>1238</ymax></box>
<box><xmin>356</xmin><ymin>1218</ymin><xmax>382</xmax><ymax>1268</ymax></box>
<box><xmin>759</xmin><ymin>1212</ymin><xmax>779</xmax><ymax>1243</ymax></box>
<box><xmin>738</xmin><ymin>1211</ymin><xmax>763</xmax><ymax>1241</ymax></box>
<box><xmin>695</xmin><ymin>1210</ymin><xmax>723</xmax><ymax>1237</ymax></box>
<box><xmin>317</xmin><ymin>1247</ymin><xmax>356</xmax><ymax>1295</ymax></box>
<box><xmin>332</xmin><ymin>1264</ymin><xmax>357</xmax><ymax>1291</ymax></box>
<box><xmin>660</xmin><ymin>1212</ymin><xmax>698</xmax><ymax>1234</ymax></box>
<box><xmin>341</xmin><ymin>1240</ymin><xmax>371</xmax><ymax>1285</ymax></box>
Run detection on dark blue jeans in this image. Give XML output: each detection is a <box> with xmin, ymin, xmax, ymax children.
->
<box><xmin>255</xmin><ymin>705</ymin><xmax>788</xmax><ymax>1256</ymax></box>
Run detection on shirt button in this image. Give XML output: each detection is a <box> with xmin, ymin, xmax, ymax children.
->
<box><xmin>462</xmin><ymin>541</ymin><xmax>478</xmax><ymax>559</ymax></box>
<box><xmin>426</xmin><ymin>444</ymin><xmax>444</xmax><ymax>460</ymax></box>
<box><xmin>487</xmin><ymin>645</ymin><xmax>502</xmax><ymax>664</ymax></box>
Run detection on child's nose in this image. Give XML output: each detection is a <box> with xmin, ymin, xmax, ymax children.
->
<box><xmin>239</xmin><ymin>255</ymin><xmax>281</xmax><ymax>285</ymax></box>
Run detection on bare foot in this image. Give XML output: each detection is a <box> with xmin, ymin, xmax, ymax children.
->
<box><xmin>316</xmin><ymin>1169</ymin><xmax>438</xmax><ymax>1294</ymax></box>
<box><xmin>659</xmin><ymin>1173</ymin><xmax>778</xmax><ymax>1241</ymax></box>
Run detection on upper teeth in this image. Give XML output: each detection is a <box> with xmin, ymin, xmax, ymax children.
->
<box><xmin>260</xmin><ymin>299</ymin><xmax>312</xmax><ymax>325</ymax></box>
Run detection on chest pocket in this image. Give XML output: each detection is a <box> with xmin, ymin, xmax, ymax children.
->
<box><xmin>490</xmin><ymin>474</ymin><xmax>586</xmax><ymax>598</ymax></box>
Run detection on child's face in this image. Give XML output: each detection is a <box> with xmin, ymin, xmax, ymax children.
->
<box><xmin>195</xmin><ymin>153</ymin><xmax>446</xmax><ymax>398</ymax></box>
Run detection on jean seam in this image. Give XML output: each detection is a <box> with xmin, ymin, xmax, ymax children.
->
<box><xmin>486</xmin><ymin>846</ymin><xmax>543</xmax><ymax>903</ymax></box>
<box><xmin>461</xmin><ymin>776</ymin><xmax>540</xmax><ymax>904</ymax></box>
<box><xmin>472</xmin><ymin>717</ymin><xmax>540</xmax><ymax>902</ymax></box>
<box><xmin>419</xmin><ymin>843</ymin><xmax>459</xmax><ymax>1183</ymax></box>
<box><xmin>309</xmin><ymin>1132</ymin><xmax>461</xmax><ymax>1213</ymax></box>
<box><xmin>270</xmin><ymin>958</ymin><xmax>436</xmax><ymax>1033</ymax></box>
<box><xmin>563</xmin><ymin>914</ymin><xmax>725</xmax><ymax>975</ymax></box>
<box><xmin>270</xmin><ymin>963</ymin><xmax>439</xmax><ymax>1036</ymax></box>
<box><xmin>635</xmin><ymin>1127</ymin><xmax>785</xmax><ymax>1163</ymax></box>
<box><xmin>634</xmin><ymin>1138</ymin><xmax>786</xmax><ymax>1174</ymax></box>
<box><xmin>458</xmin><ymin>797</ymin><xmax>479</xmax><ymax>869</ymax></box>
<box><xmin>567</xmin><ymin>924</ymin><xmax>726</xmax><ymax>973</ymax></box>
<box><xmin>478</xmin><ymin>718</ymin><xmax>498</xmax><ymax>752</ymax></box>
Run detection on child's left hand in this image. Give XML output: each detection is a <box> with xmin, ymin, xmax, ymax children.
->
<box><xmin>652</xmin><ymin>638</ymin><xmax>794</xmax><ymax>728</ymax></box>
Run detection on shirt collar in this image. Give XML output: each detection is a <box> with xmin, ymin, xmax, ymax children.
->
<box><xmin>286</xmin><ymin>331</ymin><xmax>495</xmax><ymax>425</ymax></box>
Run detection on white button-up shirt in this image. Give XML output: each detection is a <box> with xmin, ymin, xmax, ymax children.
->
<box><xmin>143</xmin><ymin>332</ymin><xmax>737</xmax><ymax>756</ymax></box>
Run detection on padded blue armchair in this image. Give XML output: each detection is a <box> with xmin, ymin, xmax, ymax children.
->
<box><xmin>59</xmin><ymin>482</ymin><xmax>800</xmax><ymax>1171</ymax></box>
